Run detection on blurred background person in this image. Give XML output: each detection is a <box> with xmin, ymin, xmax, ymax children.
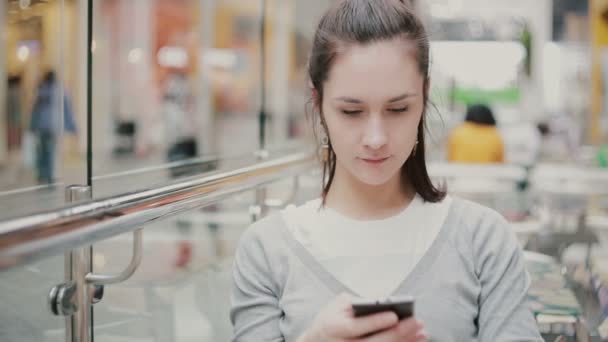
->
<box><xmin>163</xmin><ymin>72</ymin><xmax>197</xmax><ymax>178</ymax></box>
<box><xmin>448</xmin><ymin>103</ymin><xmax>505</xmax><ymax>163</ymax></box>
<box><xmin>162</xmin><ymin>71</ymin><xmax>198</xmax><ymax>268</ymax></box>
<box><xmin>6</xmin><ymin>75</ymin><xmax>23</xmax><ymax>151</ymax></box>
<box><xmin>29</xmin><ymin>71</ymin><xmax>77</xmax><ymax>184</ymax></box>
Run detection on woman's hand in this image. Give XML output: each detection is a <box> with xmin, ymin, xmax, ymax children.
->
<box><xmin>298</xmin><ymin>293</ymin><xmax>428</xmax><ymax>342</ymax></box>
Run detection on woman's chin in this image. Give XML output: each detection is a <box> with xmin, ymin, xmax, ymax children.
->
<box><xmin>354</xmin><ymin>172</ymin><xmax>398</xmax><ymax>187</ymax></box>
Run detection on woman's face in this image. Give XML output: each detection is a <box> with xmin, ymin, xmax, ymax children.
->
<box><xmin>321</xmin><ymin>38</ymin><xmax>425</xmax><ymax>187</ymax></box>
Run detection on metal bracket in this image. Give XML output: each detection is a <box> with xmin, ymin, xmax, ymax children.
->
<box><xmin>49</xmin><ymin>281</ymin><xmax>77</xmax><ymax>316</ymax></box>
<box><xmin>49</xmin><ymin>282</ymin><xmax>104</xmax><ymax>316</ymax></box>
<box><xmin>85</xmin><ymin>229</ymin><xmax>143</xmax><ymax>285</ymax></box>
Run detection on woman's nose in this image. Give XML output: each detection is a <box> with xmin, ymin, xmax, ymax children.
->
<box><xmin>362</xmin><ymin>116</ymin><xmax>388</xmax><ymax>150</ymax></box>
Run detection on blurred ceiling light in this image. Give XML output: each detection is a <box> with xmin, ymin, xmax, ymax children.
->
<box><xmin>157</xmin><ymin>46</ymin><xmax>188</xmax><ymax>68</ymax></box>
<box><xmin>202</xmin><ymin>49</ymin><xmax>238</xmax><ymax>69</ymax></box>
<box><xmin>128</xmin><ymin>48</ymin><xmax>143</xmax><ymax>64</ymax></box>
<box><xmin>19</xmin><ymin>0</ymin><xmax>31</xmax><ymax>10</ymax></box>
<box><xmin>17</xmin><ymin>46</ymin><xmax>30</xmax><ymax>62</ymax></box>
<box><xmin>91</xmin><ymin>40</ymin><xmax>97</xmax><ymax>53</ymax></box>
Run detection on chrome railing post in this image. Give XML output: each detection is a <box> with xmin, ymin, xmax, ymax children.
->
<box><xmin>67</xmin><ymin>185</ymin><xmax>93</xmax><ymax>342</ymax></box>
<box><xmin>48</xmin><ymin>185</ymin><xmax>94</xmax><ymax>342</ymax></box>
<box><xmin>72</xmin><ymin>244</ymin><xmax>92</xmax><ymax>342</ymax></box>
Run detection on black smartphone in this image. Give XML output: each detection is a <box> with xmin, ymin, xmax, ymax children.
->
<box><xmin>352</xmin><ymin>296</ymin><xmax>414</xmax><ymax>320</ymax></box>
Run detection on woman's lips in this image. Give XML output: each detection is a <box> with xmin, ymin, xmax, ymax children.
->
<box><xmin>361</xmin><ymin>157</ymin><xmax>390</xmax><ymax>164</ymax></box>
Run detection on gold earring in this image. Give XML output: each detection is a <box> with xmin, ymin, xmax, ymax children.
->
<box><xmin>321</xmin><ymin>136</ymin><xmax>330</xmax><ymax>162</ymax></box>
<box><xmin>412</xmin><ymin>140</ymin><xmax>419</xmax><ymax>156</ymax></box>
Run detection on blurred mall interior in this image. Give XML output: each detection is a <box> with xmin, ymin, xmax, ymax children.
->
<box><xmin>0</xmin><ymin>0</ymin><xmax>608</xmax><ymax>341</ymax></box>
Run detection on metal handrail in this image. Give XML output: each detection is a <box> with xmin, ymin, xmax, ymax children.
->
<box><xmin>0</xmin><ymin>152</ymin><xmax>317</xmax><ymax>271</ymax></box>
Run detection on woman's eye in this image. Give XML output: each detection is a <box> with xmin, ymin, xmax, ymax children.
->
<box><xmin>341</xmin><ymin>109</ymin><xmax>363</xmax><ymax>115</ymax></box>
<box><xmin>388</xmin><ymin>106</ymin><xmax>409</xmax><ymax>113</ymax></box>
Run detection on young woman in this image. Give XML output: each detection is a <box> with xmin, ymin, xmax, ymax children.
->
<box><xmin>231</xmin><ymin>1</ymin><xmax>542</xmax><ymax>341</ymax></box>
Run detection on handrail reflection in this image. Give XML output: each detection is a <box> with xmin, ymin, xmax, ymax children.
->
<box><xmin>0</xmin><ymin>152</ymin><xmax>317</xmax><ymax>271</ymax></box>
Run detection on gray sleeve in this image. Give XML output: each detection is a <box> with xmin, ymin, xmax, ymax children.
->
<box><xmin>473</xmin><ymin>211</ymin><xmax>543</xmax><ymax>341</ymax></box>
<box><xmin>230</xmin><ymin>226</ymin><xmax>284</xmax><ymax>342</ymax></box>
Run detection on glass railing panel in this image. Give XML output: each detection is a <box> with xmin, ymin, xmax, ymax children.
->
<box><xmin>0</xmin><ymin>0</ymin><xmax>88</xmax><ymax>219</ymax></box>
<box><xmin>91</xmin><ymin>145</ymin><xmax>309</xmax><ymax>198</ymax></box>
<box><xmin>92</xmin><ymin>152</ymin><xmax>246</xmax><ymax>199</ymax></box>
<box><xmin>91</xmin><ymin>0</ymin><xmax>272</xmax><ymax>182</ymax></box>
<box><xmin>91</xmin><ymin>184</ymin><xmax>303</xmax><ymax>342</ymax></box>
<box><xmin>0</xmin><ymin>187</ymin><xmax>67</xmax><ymax>220</ymax></box>
<box><xmin>0</xmin><ymin>254</ymin><xmax>67</xmax><ymax>342</ymax></box>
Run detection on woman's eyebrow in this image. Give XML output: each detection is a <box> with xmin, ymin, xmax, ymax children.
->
<box><xmin>388</xmin><ymin>93</ymin><xmax>417</xmax><ymax>102</ymax></box>
<box><xmin>333</xmin><ymin>96</ymin><xmax>362</xmax><ymax>104</ymax></box>
<box><xmin>332</xmin><ymin>93</ymin><xmax>418</xmax><ymax>104</ymax></box>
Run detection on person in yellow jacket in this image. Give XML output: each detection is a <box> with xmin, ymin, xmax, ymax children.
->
<box><xmin>448</xmin><ymin>104</ymin><xmax>504</xmax><ymax>163</ymax></box>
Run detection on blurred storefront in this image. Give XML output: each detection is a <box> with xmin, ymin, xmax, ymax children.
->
<box><xmin>416</xmin><ymin>0</ymin><xmax>604</xmax><ymax>167</ymax></box>
<box><xmin>0</xmin><ymin>0</ymin><xmax>315</xmax><ymax>196</ymax></box>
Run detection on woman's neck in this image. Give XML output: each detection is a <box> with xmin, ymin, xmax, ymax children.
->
<box><xmin>324</xmin><ymin>163</ymin><xmax>415</xmax><ymax>220</ymax></box>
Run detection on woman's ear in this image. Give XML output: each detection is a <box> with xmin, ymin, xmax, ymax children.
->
<box><xmin>309</xmin><ymin>80</ymin><xmax>321</xmax><ymax>112</ymax></box>
<box><xmin>309</xmin><ymin>80</ymin><xmax>316</xmax><ymax>97</ymax></box>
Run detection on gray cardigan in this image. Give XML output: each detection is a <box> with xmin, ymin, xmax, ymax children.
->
<box><xmin>230</xmin><ymin>197</ymin><xmax>543</xmax><ymax>341</ymax></box>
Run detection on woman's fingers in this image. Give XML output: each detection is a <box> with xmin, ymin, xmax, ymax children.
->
<box><xmin>395</xmin><ymin>318</ymin><xmax>424</xmax><ymax>337</ymax></box>
<box><xmin>356</xmin><ymin>319</ymin><xmax>428</xmax><ymax>342</ymax></box>
<box><xmin>340</xmin><ymin>312</ymin><xmax>399</xmax><ymax>338</ymax></box>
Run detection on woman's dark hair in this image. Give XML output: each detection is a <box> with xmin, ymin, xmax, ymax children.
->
<box><xmin>465</xmin><ymin>104</ymin><xmax>496</xmax><ymax>126</ymax></box>
<box><xmin>308</xmin><ymin>0</ymin><xmax>445</xmax><ymax>203</ymax></box>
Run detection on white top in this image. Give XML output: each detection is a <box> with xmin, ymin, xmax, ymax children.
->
<box><xmin>281</xmin><ymin>194</ymin><xmax>453</xmax><ymax>298</ymax></box>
